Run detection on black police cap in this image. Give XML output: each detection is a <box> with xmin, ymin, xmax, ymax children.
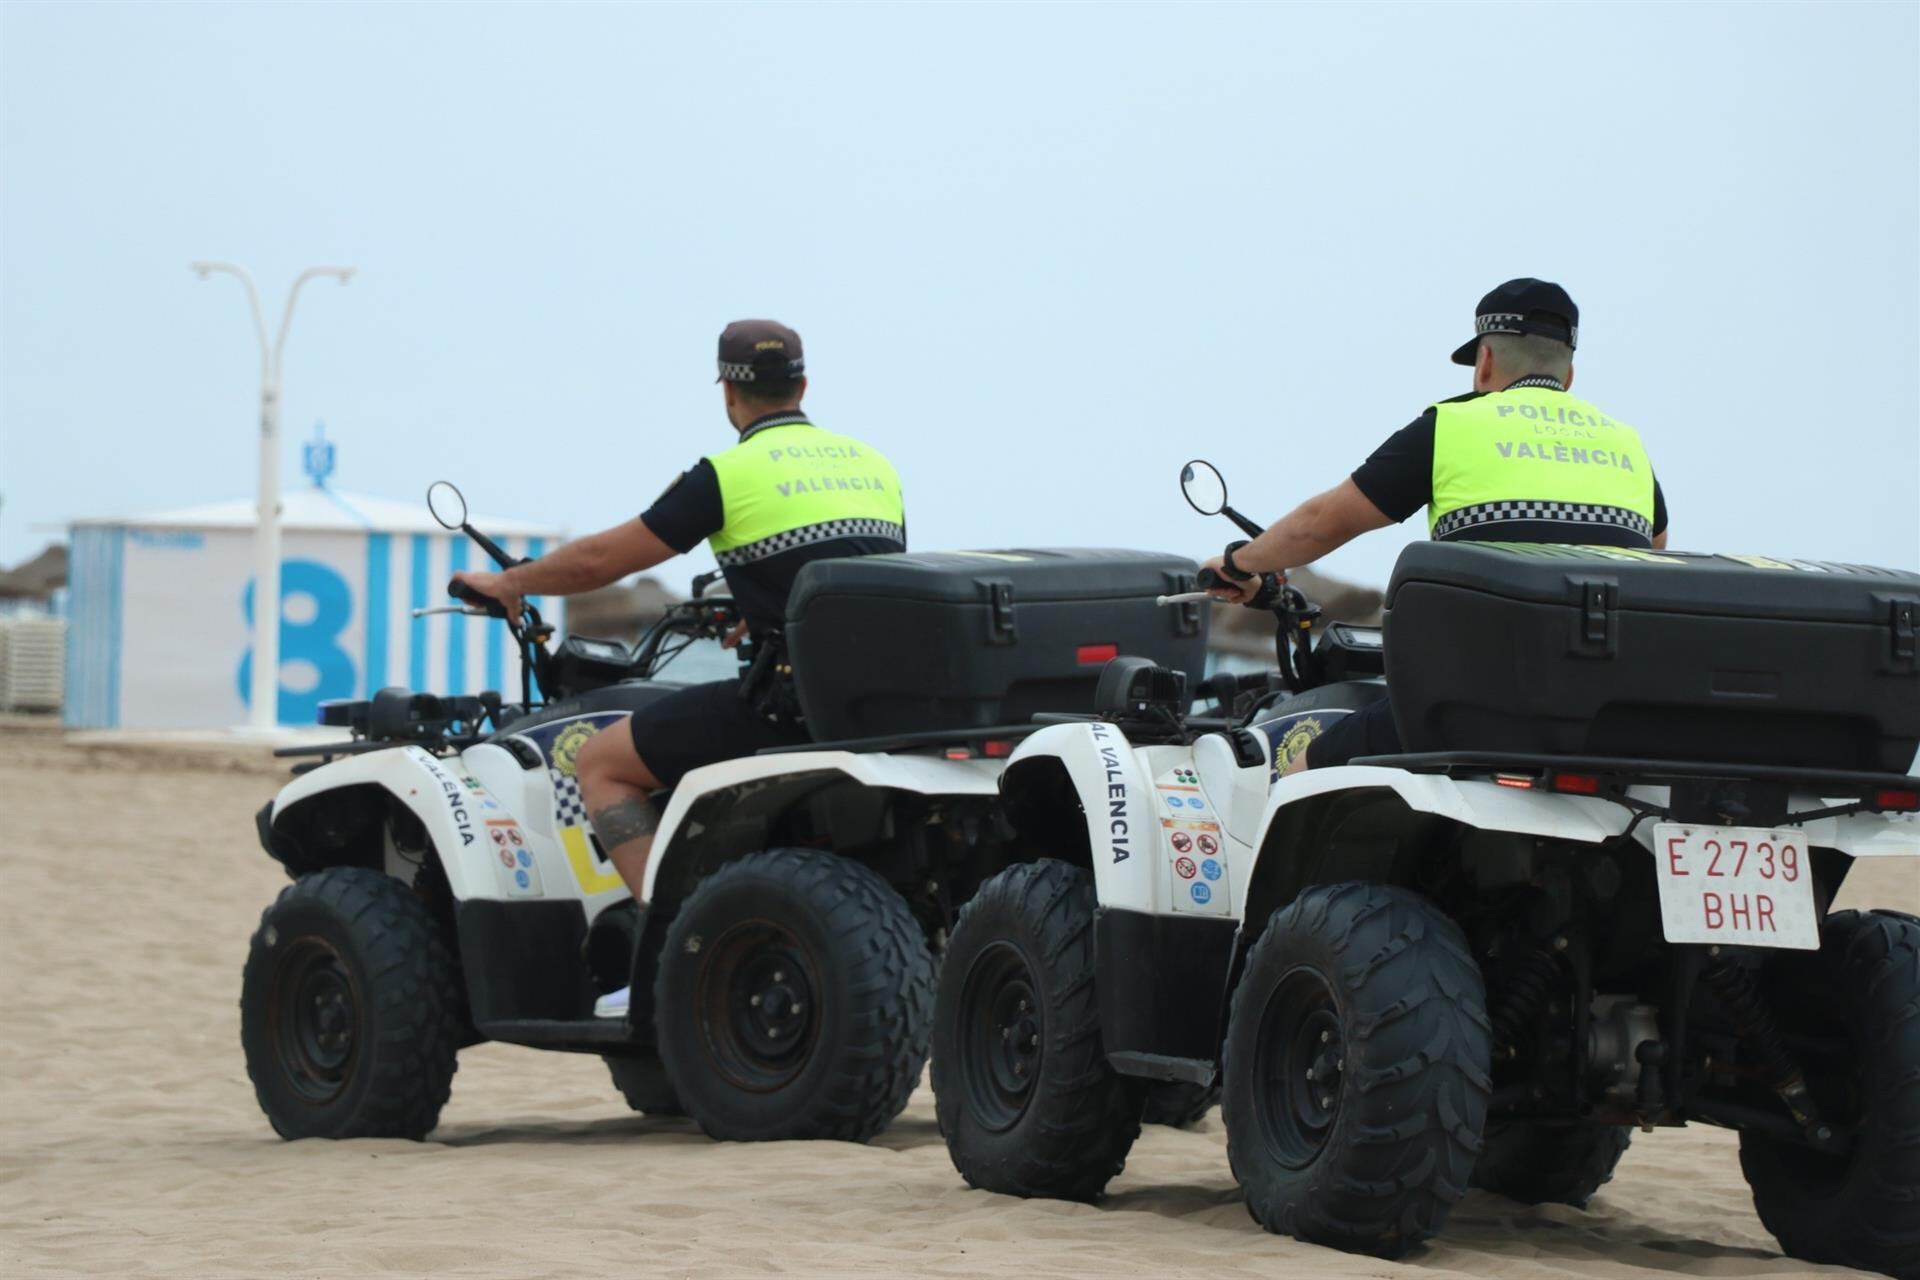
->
<box><xmin>717</xmin><ymin>319</ymin><xmax>805</xmax><ymax>383</ymax></box>
<box><xmin>1450</xmin><ymin>279</ymin><xmax>1579</xmax><ymax>366</ymax></box>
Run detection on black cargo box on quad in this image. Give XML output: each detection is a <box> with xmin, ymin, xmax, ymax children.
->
<box><xmin>786</xmin><ymin>548</ymin><xmax>1208</xmax><ymax>741</ymax></box>
<box><xmin>1383</xmin><ymin>542</ymin><xmax>1920</xmax><ymax>772</ymax></box>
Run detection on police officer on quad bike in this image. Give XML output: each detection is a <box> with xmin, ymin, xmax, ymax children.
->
<box><xmin>1202</xmin><ymin>278</ymin><xmax>1669</xmax><ymax>770</ymax></box>
<box><xmin>451</xmin><ymin>320</ymin><xmax>906</xmax><ymax>1018</ymax></box>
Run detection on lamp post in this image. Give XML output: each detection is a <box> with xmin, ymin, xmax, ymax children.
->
<box><xmin>191</xmin><ymin>261</ymin><xmax>355</xmax><ymax>730</ymax></box>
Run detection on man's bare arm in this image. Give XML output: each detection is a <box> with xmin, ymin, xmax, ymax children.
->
<box><xmin>1232</xmin><ymin>479</ymin><xmax>1393</xmax><ymax>575</ymax></box>
<box><xmin>452</xmin><ymin>518</ymin><xmax>678</xmax><ymax>614</ymax></box>
<box><xmin>504</xmin><ymin>519</ymin><xmax>676</xmax><ymax>597</ymax></box>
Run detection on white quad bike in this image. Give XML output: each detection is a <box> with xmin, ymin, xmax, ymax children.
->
<box><xmin>932</xmin><ymin>462</ymin><xmax>1920</xmax><ymax>1280</ymax></box>
<box><xmin>242</xmin><ymin>483</ymin><xmax>1039</xmax><ymax>1146</ymax></box>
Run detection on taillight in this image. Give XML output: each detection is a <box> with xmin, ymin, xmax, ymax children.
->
<box><xmin>983</xmin><ymin>740</ymin><xmax>1015</xmax><ymax>758</ymax></box>
<box><xmin>944</xmin><ymin>748</ymin><xmax>972</xmax><ymax>761</ymax></box>
<box><xmin>1553</xmin><ymin>773</ymin><xmax>1601</xmax><ymax>795</ymax></box>
<box><xmin>1874</xmin><ymin>789</ymin><xmax>1920</xmax><ymax>812</ymax></box>
<box><xmin>1494</xmin><ymin>774</ymin><xmax>1535</xmax><ymax>789</ymax></box>
<box><xmin>1077</xmin><ymin>643</ymin><xmax>1119</xmax><ymax>666</ymax></box>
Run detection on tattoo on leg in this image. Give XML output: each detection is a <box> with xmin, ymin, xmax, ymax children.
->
<box><xmin>589</xmin><ymin>798</ymin><xmax>659</xmax><ymax>849</ymax></box>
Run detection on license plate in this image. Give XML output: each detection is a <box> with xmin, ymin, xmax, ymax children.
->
<box><xmin>1652</xmin><ymin>824</ymin><xmax>1819</xmax><ymax>950</ymax></box>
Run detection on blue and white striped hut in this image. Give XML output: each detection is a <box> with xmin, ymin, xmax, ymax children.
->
<box><xmin>65</xmin><ymin>490</ymin><xmax>565</xmax><ymax>729</ymax></box>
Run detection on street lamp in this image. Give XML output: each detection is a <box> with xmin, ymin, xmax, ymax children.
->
<box><xmin>191</xmin><ymin>261</ymin><xmax>355</xmax><ymax>730</ymax></box>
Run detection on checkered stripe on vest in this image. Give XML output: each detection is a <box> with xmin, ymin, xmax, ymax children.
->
<box><xmin>1432</xmin><ymin>501</ymin><xmax>1654</xmax><ymax>542</ymax></box>
<box><xmin>713</xmin><ymin>518</ymin><xmax>907</xmax><ymax>567</ymax></box>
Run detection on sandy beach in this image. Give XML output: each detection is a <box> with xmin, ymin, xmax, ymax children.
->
<box><xmin>2</xmin><ymin>726</ymin><xmax>1912</xmax><ymax>1279</ymax></box>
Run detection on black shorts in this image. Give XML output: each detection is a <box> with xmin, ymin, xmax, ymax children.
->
<box><xmin>627</xmin><ymin>679</ymin><xmax>808</xmax><ymax>789</ymax></box>
<box><xmin>1305</xmin><ymin>697</ymin><xmax>1402</xmax><ymax>768</ymax></box>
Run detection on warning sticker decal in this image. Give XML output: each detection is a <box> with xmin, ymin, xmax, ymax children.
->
<box><xmin>487</xmin><ymin>818</ymin><xmax>542</xmax><ymax>898</ymax></box>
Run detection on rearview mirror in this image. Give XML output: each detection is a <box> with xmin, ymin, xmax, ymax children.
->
<box><xmin>426</xmin><ymin>481</ymin><xmax>468</xmax><ymax>531</ymax></box>
<box><xmin>1180</xmin><ymin>460</ymin><xmax>1227</xmax><ymax>517</ymax></box>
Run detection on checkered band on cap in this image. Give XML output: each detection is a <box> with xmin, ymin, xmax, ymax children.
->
<box><xmin>718</xmin><ymin>355</ymin><xmax>806</xmax><ymax>383</ymax></box>
<box><xmin>1432</xmin><ymin>501</ymin><xmax>1653</xmax><ymax>542</ymax></box>
<box><xmin>1474</xmin><ymin>312</ymin><xmax>1578</xmax><ymax>347</ymax></box>
<box><xmin>715</xmin><ymin>518</ymin><xmax>906</xmax><ymax>567</ymax></box>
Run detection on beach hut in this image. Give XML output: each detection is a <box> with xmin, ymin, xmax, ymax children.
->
<box><xmin>64</xmin><ymin>490</ymin><xmax>564</xmax><ymax>729</ymax></box>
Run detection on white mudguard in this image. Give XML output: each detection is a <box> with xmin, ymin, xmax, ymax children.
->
<box><xmin>641</xmin><ymin>749</ymin><xmax>1003</xmax><ymax>902</ymax></box>
<box><xmin>1002</xmin><ymin>724</ymin><xmax>1253</xmax><ymax>917</ymax></box>
<box><xmin>1005</xmin><ymin>723</ymin><xmax>1157</xmax><ymax>912</ymax></box>
<box><xmin>1244</xmin><ymin>765</ymin><xmax>1920</xmax><ymax>909</ymax></box>
<box><xmin>270</xmin><ymin>744</ymin><xmax>553</xmax><ymax>904</ymax></box>
<box><xmin>1259</xmin><ymin>764</ymin><xmax>1639</xmax><ymax>844</ymax></box>
<box><xmin>1781</xmin><ymin>805</ymin><xmax>1920</xmax><ymax>859</ymax></box>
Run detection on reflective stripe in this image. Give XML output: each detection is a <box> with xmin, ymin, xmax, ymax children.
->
<box><xmin>715</xmin><ymin>518</ymin><xmax>906</xmax><ymax>567</ymax></box>
<box><xmin>707</xmin><ymin>421</ymin><xmax>906</xmax><ymax>555</ymax></box>
<box><xmin>1429</xmin><ymin>386</ymin><xmax>1655</xmax><ymax>538</ymax></box>
<box><xmin>1433</xmin><ymin>501</ymin><xmax>1653</xmax><ymax>542</ymax></box>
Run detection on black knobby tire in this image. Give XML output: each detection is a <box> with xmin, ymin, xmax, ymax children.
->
<box><xmin>604</xmin><ymin>1052</ymin><xmax>685</xmax><ymax>1117</ymax></box>
<box><xmin>1222</xmin><ymin>882</ymin><xmax>1491</xmax><ymax>1258</ymax></box>
<box><xmin>1143</xmin><ymin>1080</ymin><xmax>1220</xmax><ymax>1129</ymax></box>
<box><xmin>1473</xmin><ymin>1119</ymin><xmax>1631</xmax><ymax>1207</ymax></box>
<box><xmin>653</xmin><ymin>848</ymin><xmax>933</xmax><ymax>1143</ymax></box>
<box><xmin>240</xmin><ymin>867</ymin><xmax>461</xmax><ymax>1140</ymax></box>
<box><xmin>1738</xmin><ymin>909</ymin><xmax>1920</xmax><ymax>1280</ymax></box>
<box><xmin>931</xmin><ymin>859</ymin><xmax>1142</xmax><ymax>1201</ymax></box>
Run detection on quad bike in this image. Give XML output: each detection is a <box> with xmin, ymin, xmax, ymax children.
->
<box><xmin>242</xmin><ymin>481</ymin><xmax>1206</xmax><ymax>1146</ymax></box>
<box><xmin>932</xmin><ymin>462</ymin><xmax>1920</xmax><ymax>1280</ymax></box>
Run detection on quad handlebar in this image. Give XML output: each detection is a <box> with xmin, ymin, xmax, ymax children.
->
<box><xmin>1176</xmin><ymin>459</ymin><xmax>1342</xmax><ymax>697</ymax></box>
<box><xmin>420</xmin><ymin>480</ymin><xmax>742</xmax><ymax>717</ymax></box>
<box><xmin>1162</xmin><ymin>564</ymin><xmax>1321</xmax><ymax>695</ymax></box>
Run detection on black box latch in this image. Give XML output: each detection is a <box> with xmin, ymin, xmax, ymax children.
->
<box><xmin>1572</xmin><ymin>579</ymin><xmax>1617</xmax><ymax>657</ymax></box>
<box><xmin>988</xmin><ymin>581</ymin><xmax>1017</xmax><ymax>644</ymax></box>
<box><xmin>1892</xmin><ymin>598</ymin><xmax>1917</xmax><ymax>668</ymax></box>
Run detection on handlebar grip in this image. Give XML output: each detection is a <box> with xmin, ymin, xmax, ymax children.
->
<box><xmin>447</xmin><ymin>577</ymin><xmax>508</xmax><ymax>618</ymax></box>
<box><xmin>1196</xmin><ymin>567</ymin><xmax>1221</xmax><ymax>590</ymax></box>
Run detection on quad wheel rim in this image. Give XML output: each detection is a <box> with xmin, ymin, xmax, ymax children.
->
<box><xmin>697</xmin><ymin>920</ymin><xmax>822</xmax><ymax>1093</ymax></box>
<box><xmin>269</xmin><ymin>937</ymin><xmax>362</xmax><ymax>1106</ymax></box>
<box><xmin>1255</xmin><ymin>963</ymin><xmax>1346</xmax><ymax>1169</ymax></box>
<box><xmin>958</xmin><ymin>940</ymin><xmax>1044</xmax><ymax>1133</ymax></box>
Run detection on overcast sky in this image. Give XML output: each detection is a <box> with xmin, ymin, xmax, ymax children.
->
<box><xmin>3</xmin><ymin>0</ymin><xmax>1915</xmax><ymax>593</ymax></box>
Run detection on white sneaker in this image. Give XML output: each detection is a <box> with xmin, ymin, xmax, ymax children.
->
<box><xmin>594</xmin><ymin>985</ymin><xmax>631</xmax><ymax>1020</ymax></box>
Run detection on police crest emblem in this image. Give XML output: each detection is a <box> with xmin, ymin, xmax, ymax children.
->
<box><xmin>552</xmin><ymin>720</ymin><xmax>600</xmax><ymax>778</ymax></box>
<box><xmin>1272</xmin><ymin>715</ymin><xmax>1324</xmax><ymax>776</ymax></box>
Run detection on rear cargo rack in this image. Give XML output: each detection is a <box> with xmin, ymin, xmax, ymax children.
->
<box><xmin>1352</xmin><ymin>751</ymin><xmax>1920</xmax><ymax>794</ymax></box>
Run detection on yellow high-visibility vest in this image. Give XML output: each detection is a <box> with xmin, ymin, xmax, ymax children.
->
<box><xmin>1430</xmin><ymin>386</ymin><xmax>1655</xmax><ymax>542</ymax></box>
<box><xmin>707</xmin><ymin>420</ymin><xmax>905</xmax><ymax>565</ymax></box>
